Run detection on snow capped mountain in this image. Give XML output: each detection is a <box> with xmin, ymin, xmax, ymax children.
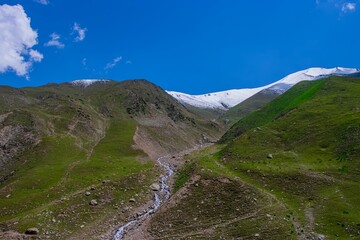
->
<box><xmin>71</xmin><ymin>79</ymin><xmax>109</xmax><ymax>88</ymax></box>
<box><xmin>167</xmin><ymin>87</ymin><xmax>266</xmax><ymax>110</ymax></box>
<box><xmin>167</xmin><ymin>67</ymin><xmax>360</xmax><ymax>110</ymax></box>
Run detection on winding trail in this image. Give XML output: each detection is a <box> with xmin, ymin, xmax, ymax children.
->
<box><xmin>113</xmin><ymin>156</ymin><xmax>174</xmax><ymax>240</ymax></box>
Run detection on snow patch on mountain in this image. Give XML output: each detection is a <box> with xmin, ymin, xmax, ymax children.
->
<box><xmin>275</xmin><ymin>67</ymin><xmax>359</xmax><ymax>85</ymax></box>
<box><xmin>71</xmin><ymin>79</ymin><xmax>109</xmax><ymax>88</ymax></box>
<box><xmin>167</xmin><ymin>67</ymin><xmax>360</xmax><ymax>110</ymax></box>
<box><xmin>167</xmin><ymin>87</ymin><xmax>265</xmax><ymax>110</ymax></box>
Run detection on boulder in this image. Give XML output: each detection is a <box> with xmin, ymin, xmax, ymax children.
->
<box><xmin>317</xmin><ymin>234</ymin><xmax>325</xmax><ymax>240</ymax></box>
<box><xmin>150</xmin><ymin>183</ymin><xmax>161</xmax><ymax>191</ymax></box>
<box><xmin>25</xmin><ymin>228</ymin><xmax>39</xmax><ymax>235</ymax></box>
<box><xmin>267</xmin><ymin>154</ymin><xmax>273</xmax><ymax>159</ymax></box>
<box><xmin>89</xmin><ymin>199</ymin><xmax>98</xmax><ymax>206</ymax></box>
<box><xmin>129</xmin><ymin>198</ymin><xmax>136</xmax><ymax>203</ymax></box>
<box><xmin>85</xmin><ymin>191</ymin><xmax>91</xmax><ymax>196</ymax></box>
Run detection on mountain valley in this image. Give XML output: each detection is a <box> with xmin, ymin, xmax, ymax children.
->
<box><xmin>0</xmin><ymin>68</ymin><xmax>359</xmax><ymax>240</ymax></box>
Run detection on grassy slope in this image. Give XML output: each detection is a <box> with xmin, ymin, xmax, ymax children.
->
<box><xmin>0</xmin><ymin>79</ymin><xmax>224</xmax><ymax>239</ymax></box>
<box><xmin>0</xmin><ymin>119</ymin><xmax>155</xmax><ymax>239</ymax></box>
<box><xmin>167</xmin><ymin>77</ymin><xmax>360</xmax><ymax>239</ymax></box>
<box><xmin>0</xmin><ymin>81</ymin><xmax>155</xmax><ymax>238</ymax></box>
<box><xmin>150</xmin><ymin>145</ymin><xmax>293</xmax><ymax>239</ymax></box>
<box><xmin>220</xmin><ymin>77</ymin><xmax>360</xmax><ymax>239</ymax></box>
<box><xmin>220</xmin><ymin>79</ymin><xmax>325</xmax><ymax>143</ymax></box>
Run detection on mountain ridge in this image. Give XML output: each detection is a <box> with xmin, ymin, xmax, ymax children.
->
<box><xmin>166</xmin><ymin>67</ymin><xmax>360</xmax><ymax>110</ymax></box>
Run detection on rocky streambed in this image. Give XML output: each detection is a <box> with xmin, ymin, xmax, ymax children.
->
<box><xmin>113</xmin><ymin>156</ymin><xmax>174</xmax><ymax>240</ymax></box>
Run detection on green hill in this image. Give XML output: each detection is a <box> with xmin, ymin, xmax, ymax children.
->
<box><xmin>219</xmin><ymin>79</ymin><xmax>325</xmax><ymax>143</ymax></box>
<box><xmin>154</xmin><ymin>76</ymin><xmax>360</xmax><ymax>239</ymax></box>
<box><xmin>0</xmin><ymin>79</ymin><xmax>223</xmax><ymax>239</ymax></box>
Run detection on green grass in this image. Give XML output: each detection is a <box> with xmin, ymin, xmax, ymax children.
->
<box><xmin>172</xmin><ymin>77</ymin><xmax>360</xmax><ymax>239</ymax></box>
<box><xmin>220</xmin><ymin>77</ymin><xmax>360</xmax><ymax>239</ymax></box>
<box><xmin>173</xmin><ymin>161</ymin><xmax>194</xmax><ymax>192</ymax></box>
<box><xmin>68</xmin><ymin>120</ymin><xmax>152</xmax><ymax>188</ymax></box>
<box><xmin>220</xmin><ymin>79</ymin><xmax>325</xmax><ymax>143</ymax></box>
<box><xmin>0</xmin><ymin>119</ymin><xmax>155</xmax><ymax>238</ymax></box>
<box><xmin>0</xmin><ymin>136</ymin><xmax>86</xmax><ymax>220</ymax></box>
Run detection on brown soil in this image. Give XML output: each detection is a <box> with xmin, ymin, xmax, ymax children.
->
<box><xmin>0</xmin><ymin>230</ymin><xmax>40</xmax><ymax>240</ymax></box>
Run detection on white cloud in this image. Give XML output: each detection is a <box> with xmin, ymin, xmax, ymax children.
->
<box><xmin>82</xmin><ymin>58</ymin><xmax>87</xmax><ymax>66</ymax></box>
<box><xmin>316</xmin><ymin>0</ymin><xmax>357</xmax><ymax>13</ymax></box>
<box><xmin>44</xmin><ymin>33</ymin><xmax>65</xmax><ymax>48</ymax></box>
<box><xmin>342</xmin><ymin>2</ymin><xmax>356</xmax><ymax>12</ymax></box>
<box><xmin>29</xmin><ymin>49</ymin><xmax>43</xmax><ymax>62</ymax></box>
<box><xmin>105</xmin><ymin>56</ymin><xmax>122</xmax><ymax>70</ymax></box>
<box><xmin>34</xmin><ymin>0</ymin><xmax>50</xmax><ymax>5</ymax></box>
<box><xmin>73</xmin><ymin>22</ymin><xmax>87</xmax><ymax>42</ymax></box>
<box><xmin>0</xmin><ymin>4</ymin><xmax>43</xmax><ymax>78</ymax></box>
<box><xmin>126</xmin><ymin>60</ymin><xmax>132</xmax><ymax>64</ymax></box>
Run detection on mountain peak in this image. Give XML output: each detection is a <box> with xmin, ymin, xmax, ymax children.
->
<box><xmin>70</xmin><ymin>79</ymin><xmax>110</xmax><ymax>88</ymax></box>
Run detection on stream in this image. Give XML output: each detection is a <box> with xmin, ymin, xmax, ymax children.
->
<box><xmin>113</xmin><ymin>156</ymin><xmax>174</xmax><ymax>240</ymax></box>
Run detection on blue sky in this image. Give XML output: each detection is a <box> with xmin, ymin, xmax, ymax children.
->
<box><xmin>0</xmin><ymin>0</ymin><xmax>359</xmax><ymax>94</ymax></box>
